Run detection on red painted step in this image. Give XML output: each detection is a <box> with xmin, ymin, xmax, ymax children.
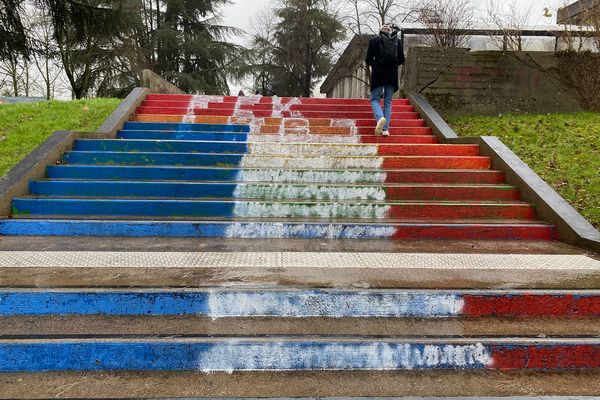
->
<box><xmin>376</xmin><ymin>144</ymin><xmax>479</xmax><ymax>156</ymax></box>
<box><xmin>144</xmin><ymin>94</ymin><xmax>412</xmax><ymax>106</ymax></box>
<box><xmin>384</xmin><ymin>185</ymin><xmax>521</xmax><ymax>201</ymax></box>
<box><xmin>382</xmin><ymin>156</ymin><xmax>491</xmax><ymax>169</ymax></box>
<box><xmin>385</xmin><ymin>202</ymin><xmax>534</xmax><ymax>220</ymax></box>
<box><xmin>384</xmin><ymin>170</ymin><xmax>505</xmax><ymax>184</ymax></box>
<box><xmin>355</xmin><ymin>119</ymin><xmax>427</xmax><ymax>128</ymax></box>
<box><xmin>141</xmin><ymin>100</ymin><xmax>417</xmax><ymax>113</ymax></box>
<box><xmin>135</xmin><ymin>107</ymin><xmax>421</xmax><ymax>120</ymax></box>
<box><xmin>391</xmin><ymin>223</ymin><xmax>555</xmax><ymax>240</ymax></box>
<box><xmin>358</xmin><ymin>127</ymin><xmax>433</xmax><ymax>135</ymax></box>
<box><xmin>359</xmin><ymin>136</ymin><xmax>438</xmax><ymax>144</ymax></box>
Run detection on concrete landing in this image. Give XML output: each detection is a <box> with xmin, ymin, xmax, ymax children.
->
<box><xmin>0</xmin><ymin>250</ymin><xmax>599</xmax><ymax>289</ymax></box>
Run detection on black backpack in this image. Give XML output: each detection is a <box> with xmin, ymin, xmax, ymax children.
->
<box><xmin>377</xmin><ymin>32</ymin><xmax>400</xmax><ymax>65</ymax></box>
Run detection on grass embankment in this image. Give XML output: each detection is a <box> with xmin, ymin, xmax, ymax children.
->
<box><xmin>448</xmin><ymin>113</ymin><xmax>600</xmax><ymax>229</ymax></box>
<box><xmin>0</xmin><ymin>99</ymin><xmax>120</xmax><ymax>177</ymax></box>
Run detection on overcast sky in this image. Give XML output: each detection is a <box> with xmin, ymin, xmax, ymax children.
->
<box><xmin>222</xmin><ymin>0</ymin><xmax>565</xmax><ymax>46</ymax></box>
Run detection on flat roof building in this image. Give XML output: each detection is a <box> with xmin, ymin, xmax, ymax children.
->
<box><xmin>557</xmin><ymin>0</ymin><xmax>598</xmax><ymax>25</ymax></box>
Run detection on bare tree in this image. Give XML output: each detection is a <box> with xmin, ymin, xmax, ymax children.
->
<box><xmin>486</xmin><ymin>0</ymin><xmax>534</xmax><ymax>51</ymax></box>
<box><xmin>336</xmin><ymin>0</ymin><xmax>419</xmax><ymax>36</ymax></box>
<box><xmin>245</xmin><ymin>7</ymin><xmax>280</xmax><ymax>95</ymax></box>
<box><xmin>415</xmin><ymin>0</ymin><xmax>473</xmax><ymax>48</ymax></box>
<box><xmin>25</xmin><ymin>5</ymin><xmax>63</xmax><ymax>99</ymax></box>
<box><xmin>0</xmin><ymin>54</ymin><xmax>24</xmax><ymax>96</ymax></box>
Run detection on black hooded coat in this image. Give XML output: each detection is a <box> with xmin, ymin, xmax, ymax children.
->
<box><xmin>365</xmin><ymin>33</ymin><xmax>405</xmax><ymax>92</ymax></box>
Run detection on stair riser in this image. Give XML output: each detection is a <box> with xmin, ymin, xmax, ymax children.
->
<box><xmin>0</xmin><ymin>341</ymin><xmax>599</xmax><ymax>372</ymax></box>
<box><xmin>2</xmin><ymin>290</ymin><xmax>598</xmax><ymax>318</ymax></box>
<box><xmin>118</xmin><ymin>131</ymin><xmax>438</xmax><ymax>144</ymax></box>
<box><xmin>30</xmin><ymin>181</ymin><xmax>520</xmax><ymax>202</ymax></box>
<box><xmin>136</xmin><ymin>106</ymin><xmax>421</xmax><ymax>120</ymax></box>
<box><xmin>46</xmin><ymin>166</ymin><xmax>505</xmax><ymax>184</ymax></box>
<box><xmin>61</xmin><ymin>152</ymin><xmax>492</xmax><ymax>170</ymax></box>
<box><xmin>142</xmin><ymin>100</ymin><xmax>417</xmax><ymax>113</ymax></box>
<box><xmin>136</xmin><ymin>107</ymin><xmax>420</xmax><ymax>120</ymax></box>
<box><xmin>141</xmin><ymin>100</ymin><xmax>415</xmax><ymax>113</ymax></box>
<box><xmin>12</xmin><ymin>199</ymin><xmax>534</xmax><ymax>220</ymax></box>
<box><xmin>144</xmin><ymin>94</ymin><xmax>412</xmax><ymax>105</ymax></box>
<box><xmin>131</xmin><ymin>115</ymin><xmax>428</xmax><ymax>128</ymax></box>
<box><xmin>73</xmin><ymin>140</ymin><xmax>479</xmax><ymax>157</ymax></box>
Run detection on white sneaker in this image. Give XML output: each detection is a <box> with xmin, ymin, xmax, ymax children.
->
<box><xmin>375</xmin><ymin>117</ymin><xmax>387</xmax><ymax>135</ymax></box>
<box><xmin>382</xmin><ymin>130</ymin><xmax>390</xmax><ymax>137</ymax></box>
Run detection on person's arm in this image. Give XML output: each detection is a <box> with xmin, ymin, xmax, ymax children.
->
<box><xmin>397</xmin><ymin>36</ymin><xmax>405</xmax><ymax>65</ymax></box>
<box><xmin>365</xmin><ymin>39</ymin><xmax>376</xmax><ymax>67</ymax></box>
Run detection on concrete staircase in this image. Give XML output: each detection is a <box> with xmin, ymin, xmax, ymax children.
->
<box><xmin>1</xmin><ymin>93</ymin><xmax>599</xmax><ymax>398</ymax></box>
<box><xmin>3</xmin><ymin>94</ymin><xmax>555</xmax><ymax>240</ymax></box>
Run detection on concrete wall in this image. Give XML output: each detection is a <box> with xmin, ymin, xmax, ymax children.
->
<box><xmin>328</xmin><ymin>63</ymin><xmax>370</xmax><ymax>99</ymax></box>
<box><xmin>403</xmin><ymin>47</ymin><xmax>586</xmax><ymax>116</ymax></box>
<box><xmin>141</xmin><ymin>69</ymin><xmax>185</xmax><ymax>95</ymax></box>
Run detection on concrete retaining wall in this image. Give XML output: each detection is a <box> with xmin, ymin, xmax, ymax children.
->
<box><xmin>404</xmin><ymin>47</ymin><xmax>586</xmax><ymax>116</ymax></box>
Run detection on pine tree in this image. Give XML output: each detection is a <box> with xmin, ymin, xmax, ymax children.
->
<box><xmin>0</xmin><ymin>0</ymin><xmax>28</xmax><ymax>59</ymax></box>
<box><xmin>272</xmin><ymin>0</ymin><xmax>344</xmax><ymax>97</ymax></box>
<box><xmin>153</xmin><ymin>0</ymin><xmax>244</xmax><ymax>94</ymax></box>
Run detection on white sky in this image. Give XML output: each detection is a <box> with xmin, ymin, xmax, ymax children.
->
<box><xmin>222</xmin><ymin>0</ymin><xmax>565</xmax><ymax>45</ymax></box>
<box><xmin>221</xmin><ymin>0</ymin><xmax>566</xmax><ymax>93</ymax></box>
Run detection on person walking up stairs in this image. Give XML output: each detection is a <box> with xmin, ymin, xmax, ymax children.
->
<box><xmin>366</xmin><ymin>23</ymin><xmax>405</xmax><ymax>137</ymax></box>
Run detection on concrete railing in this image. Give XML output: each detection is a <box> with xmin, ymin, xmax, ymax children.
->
<box><xmin>141</xmin><ymin>69</ymin><xmax>185</xmax><ymax>95</ymax></box>
<box><xmin>410</xmin><ymin>92</ymin><xmax>600</xmax><ymax>253</ymax></box>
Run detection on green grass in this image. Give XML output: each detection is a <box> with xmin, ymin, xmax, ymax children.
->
<box><xmin>0</xmin><ymin>99</ymin><xmax>120</xmax><ymax>177</ymax></box>
<box><xmin>448</xmin><ymin>113</ymin><xmax>600</xmax><ymax>229</ymax></box>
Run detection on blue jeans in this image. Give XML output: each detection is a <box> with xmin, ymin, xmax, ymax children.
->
<box><xmin>370</xmin><ymin>85</ymin><xmax>394</xmax><ymax>131</ymax></box>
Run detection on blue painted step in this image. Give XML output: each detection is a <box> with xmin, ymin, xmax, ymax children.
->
<box><xmin>62</xmin><ymin>151</ymin><xmax>244</xmax><ymax>167</ymax></box>
<box><xmin>0</xmin><ymin>339</ymin><xmax>498</xmax><ymax>372</ymax></box>
<box><xmin>0</xmin><ymin>219</ymin><xmax>556</xmax><ymax>240</ymax></box>
<box><xmin>118</xmin><ymin>130</ymin><xmax>249</xmax><ymax>142</ymax></box>
<box><xmin>124</xmin><ymin>121</ymin><xmax>250</xmax><ymax>133</ymax></box>
<box><xmin>0</xmin><ymin>289</ymin><xmax>469</xmax><ymax>317</ymax></box>
<box><xmin>74</xmin><ymin>139</ymin><xmax>250</xmax><ymax>154</ymax></box>
<box><xmin>30</xmin><ymin>180</ymin><xmax>241</xmax><ymax>198</ymax></box>
<box><xmin>47</xmin><ymin>165</ymin><xmax>243</xmax><ymax>181</ymax></box>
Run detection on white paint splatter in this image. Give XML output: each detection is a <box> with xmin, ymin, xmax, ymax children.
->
<box><xmin>248</xmin><ymin>134</ymin><xmax>360</xmax><ymax>144</ymax></box>
<box><xmin>239</xmin><ymin>156</ymin><xmax>384</xmax><ymax>169</ymax></box>
<box><xmin>182</xmin><ymin>95</ymin><xmax>225</xmax><ymax>123</ymax></box>
<box><xmin>196</xmin><ymin>342</ymin><xmax>493</xmax><ymax>371</ymax></box>
<box><xmin>206</xmin><ymin>291</ymin><xmax>464</xmax><ymax>318</ymax></box>
<box><xmin>247</xmin><ymin>143</ymin><xmax>379</xmax><ymax>156</ymax></box>
<box><xmin>237</xmin><ymin>170</ymin><xmax>387</xmax><ymax>184</ymax></box>
<box><xmin>271</xmin><ymin>96</ymin><xmax>302</xmax><ymax>118</ymax></box>
<box><xmin>331</xmin><ymin>118</ymin><xmax>358</xmax><ymax>136</ymax></box>
<box><xmin>233</xmin><ymin>184</ymin><xmax>387</xmax><ymax>201</ymax></box>
<box><xmin>223</xmin><ymin>223</ymin><xmax>396</xmax><ymax>239</ymax></box>
<box><xmin>233</xmin><ymin>202</ymin><xmax>391</xmax><ymax>219</ymax></box>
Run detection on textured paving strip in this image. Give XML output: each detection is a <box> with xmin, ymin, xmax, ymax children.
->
<box><xmin>0</xmin><ymin>252</ymin><xmax>599</xmax><ymax>270</ymax></box>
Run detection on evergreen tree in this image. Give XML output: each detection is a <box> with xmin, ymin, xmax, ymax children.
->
<box><xmin>272</xmin><ymin>0</ymin><xmax>344</xmax><ymax>97</ymax></box>
<box><xmin>0</xmin><ymin>0</ymin><xmax>28</xmax><ymax>59</ymax></box>
<box><xmin>37</xmin><ymin>0</ymin><xmax>137</xmax><ymax>98</ymax></box>
<box><xmin>153</xmin><ymin>0</ymin><xmax>245</xmax><ymax>94</ymax></box>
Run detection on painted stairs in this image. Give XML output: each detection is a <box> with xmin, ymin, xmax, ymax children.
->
<box><xmin>2</xmin><ymin>94</ymin><xmax>556</xmax><ymax>240</ymax></box>
<box><xmin>2</xmin><ymin>93</ymin><xmax>600</xmax><ymax>397</ymax></box>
